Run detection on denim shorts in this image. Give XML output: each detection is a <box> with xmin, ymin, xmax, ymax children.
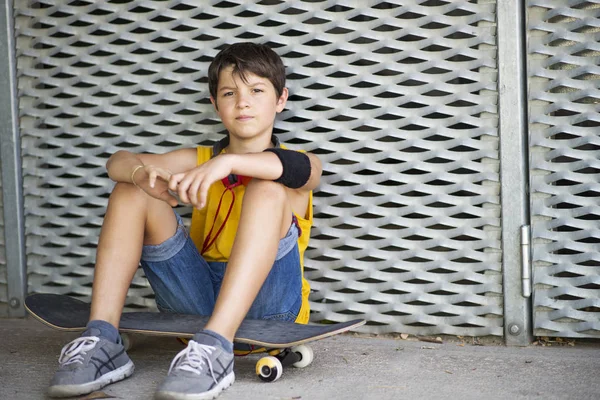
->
<box><xmin>139</xmin><ymin>211</ymin><xmax>302</xmax><ymax>322</ymax></box>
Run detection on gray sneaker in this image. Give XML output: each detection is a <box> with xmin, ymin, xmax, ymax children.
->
<box><xmin>48</xmin><ymin>329</ymin><xmax>135</xmax><ymax>398</ymax></box>
<box><xmin>155</xmin><ymin>332</ymin><xmax>235</xmax><ymax>400</ymax></box>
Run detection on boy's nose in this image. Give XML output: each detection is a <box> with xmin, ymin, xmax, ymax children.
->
<box><xmin>236</xmin><ymin>93</ymin><xmax>251</xmax><ymax>109</ymax></box>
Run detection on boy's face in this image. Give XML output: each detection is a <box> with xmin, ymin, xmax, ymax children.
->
<box><xmin>210</xmin><ymin>65</ymin><xmax>287</xmax><ymax>144</ymax></box>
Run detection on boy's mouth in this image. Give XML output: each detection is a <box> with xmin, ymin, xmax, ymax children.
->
<box><xmin>236</xmin><ymin>115</ymin><xmax>253</xmax><ymax>121</ymax></box>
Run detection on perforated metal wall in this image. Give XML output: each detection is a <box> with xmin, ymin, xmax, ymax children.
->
<box><xmin>15</xmin><ymin>0</ymin><xmax>502</xmax><ymax>335</ymax></box>
<box><xmin>528</xmin><ymin>1</ymin><xmax>600</xmax><ymax>338</ymax></box>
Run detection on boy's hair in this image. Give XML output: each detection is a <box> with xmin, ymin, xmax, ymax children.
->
<box><xmin>208</xmin><ymin>42</ymin><xmax>286</xmax><ymax>106</ymax></box>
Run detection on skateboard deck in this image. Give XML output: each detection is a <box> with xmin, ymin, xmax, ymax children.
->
<box><xmin>25</xmin><ymin>293</ymin><xmax>365</xmax><ymax>348</ymax></box>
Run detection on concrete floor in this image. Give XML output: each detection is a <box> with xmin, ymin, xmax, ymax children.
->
<box><xmin>1</xmin><ymin>317</ymin><xmax>599</xmax><ymax>400</ymax></box>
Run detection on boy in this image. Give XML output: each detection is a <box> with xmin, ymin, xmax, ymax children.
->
<box><xmin>47</xmin><ymin>42</ymin><xmax>321</xmax><ymax>400</ymax></box>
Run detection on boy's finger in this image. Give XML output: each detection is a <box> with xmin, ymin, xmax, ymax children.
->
<box><xmin>168</xmin><ymin>174</ymin><xmax>182</xmax><ymax>191</ymax></box>
<box><xmin>156</xmin><ymin>168</ymin><xmax>171</xmax><ymax>181</ymax></box>
<box><xmin>198</xmin><ymin>182</ymin><xmax>210</xmax><ymax>209</ymax></box>
<box><xmin>188</xmin><ymin>187</ymin><xmax>198</xmax><ymax>209</ymax></box>
<box><xmin>177</xmin><ymin>178</ymin><xmax>191</xmax><ymax>204</ymax></box>
<box><xmin>149</xmin><ymin>170</ymin><xmax>157</xmax><ymax>188</ymax></box>
<box><xmin>188</xmin><ymin>179</ymin><xmax>202</xmax><ymax>209</ymax></box>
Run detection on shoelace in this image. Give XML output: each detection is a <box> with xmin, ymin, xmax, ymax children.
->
<box><xmin>168</xmin><ymin>341</ymin><xmax>218</xmax><ymax>383</ymax></box>
<box><xmin>58</xmin><ymin>336</ymin><xmax>100</xmax><ymax>366</ymax></box>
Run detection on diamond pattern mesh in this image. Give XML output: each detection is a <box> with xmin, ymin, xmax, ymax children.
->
<box><xmin>15</xmin><ymin>0</ymin><xmax>502</xmax><ymax>335</ymax></box>
<box><xmin>528</xmin><ymin>1</ymin><xmax>600</xmax><ymax>338</ymax></box>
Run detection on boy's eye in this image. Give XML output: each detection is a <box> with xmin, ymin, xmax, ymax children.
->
<box><xmin>252</xmin><ymin>88</ymin><xmax>263</xmax><ymax>93</ymax></box>
<box><xmin>222</xmin><ymin>92</ymin><xmax>234</xmax><ymax>97</ymax></box>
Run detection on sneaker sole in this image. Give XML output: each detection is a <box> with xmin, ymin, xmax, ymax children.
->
<box><xmin>48</xmin><ymin>360</ymin><xmax>135</xmax><ymax>398</ymax></box>
<box><xmin>155</xmin><ymin>371</ymin><xmax>235</xmax><ymax>400</ymax></box>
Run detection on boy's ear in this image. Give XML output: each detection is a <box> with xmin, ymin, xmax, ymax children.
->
<box><xmin>210</xmin><ymin>95</ymin><xmax>219</xmax><ymax>111</ymax></box>
<box><xmin>276</xmin><ymin>87</ymin><xmax>288</xmax><ymax>113</ymax></box>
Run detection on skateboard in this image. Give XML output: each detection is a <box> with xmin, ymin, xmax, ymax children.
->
<box><xmin>25</xmin><ymin>293</ymin><xmax>365</xmax><ymax>382</ymax></box>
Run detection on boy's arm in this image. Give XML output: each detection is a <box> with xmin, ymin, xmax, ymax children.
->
<box><xmin>169</xmin><ymin>151</ymin><xmax>322</xmax><ymax>210</ymax></box>
<box><xmin>106</xmin><ymin>148</ymin><xmax>198</xmax><ymax>182</ymax></box>
<box><xmin>230</xmin><ymin>151</ymin><xmax>322</xmax><ymax>192</ymax></box>
<box><xmin>106</xmin><ymin>148</ymin><xmax>198</xmax><ymax>206</ymax></box>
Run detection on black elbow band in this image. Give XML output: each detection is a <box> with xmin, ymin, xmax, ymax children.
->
<box><xmin>264</xmin><ymin>148</ymin><xmax>311</xmax><ymax>189</ymax></box>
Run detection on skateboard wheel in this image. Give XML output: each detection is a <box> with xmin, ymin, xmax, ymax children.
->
<box><xmin>256</xmin><ymin>356</ymin><xmax>283</xmax><ymax>382</ymax></box>
<box><xmin>291</xmin><ymin>345</ymin><xmax>314</xmax><ymax>368</ymax></box>
<box><xmin>121</xmin><ymin>333</ymin><xmax>133</xmax><ymax>351</ymax></box>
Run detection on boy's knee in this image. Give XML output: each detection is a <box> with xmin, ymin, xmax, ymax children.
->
<box><xmin>111</xmin><ymin>182</ymin><xmax>145</xmax><ymax>196</ymax></box>
<box><xmin>110</xmin><ymin>182</ymin><xmax>148</xmax><ymax>203</ymax></box>
<box><xmin>245</xmin><ymin>179</ymin><xmax>287</xmax><ymax>203</ymax></box>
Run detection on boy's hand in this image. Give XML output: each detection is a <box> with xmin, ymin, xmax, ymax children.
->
<box><xmin>168</xmin><ymin>155</ymin><xmax>234</xmax><ymax>209</ymax></box>
<box><xmin>133</xmin><ymin>165</ymin><xmax>179</xmax><ymax>207</ymax></box>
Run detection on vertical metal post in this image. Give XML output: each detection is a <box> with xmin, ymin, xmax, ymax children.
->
<box><xmin>0</xmin><ymin>0</ymin><xmax>26</xmax><ymax>317</ymax></box>
<box><xmin>497</xmin><ymin>0</ymin><xmax>533</xmax><ymax>345</ymax></box>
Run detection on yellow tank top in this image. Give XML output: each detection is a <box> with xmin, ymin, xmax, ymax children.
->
<box><xmin>189</xmin><ymin>146</ymin><xmax>312</xmax><ymax>324</ymax></box>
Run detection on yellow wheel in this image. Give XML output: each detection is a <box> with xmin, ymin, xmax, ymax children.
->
<box><xmin>256</xmin><ymin>356</ymin><xmax>283</xmax><ymax>382</ymax></box>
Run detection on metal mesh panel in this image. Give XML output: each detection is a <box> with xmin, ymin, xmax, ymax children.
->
<box><xmin>16</xmin><ymin>0</ymin><xmax>502</xmax><ymax>335</ymax></box>
<box><xmin>528</xmin><ymin>0</ymin><xmax>600</xmax><ymax>338</ymax></box>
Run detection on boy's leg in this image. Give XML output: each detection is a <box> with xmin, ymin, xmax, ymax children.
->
<box><xmin>49</xmin><ymin>182</ymin><xmax>177</xmax><ymax>398</ymax></box>
<box><xmin>204</xmin><ymin>178</ymin><xmax>292</xmax><ymax>340</ymax></box>
<box><xmin>244</xmin><ymin>227</ymin><xmax>302</xmax><ymax>321</ymax></box>
<box><xmin>90</xmin><ymin>182</ymin><xmax>178</xmax><ymax>327</ymax></box>
<box><xmin>155</xmin><ymin>179</ymin><xmax>291</xmax><ymax>400</ymax></box>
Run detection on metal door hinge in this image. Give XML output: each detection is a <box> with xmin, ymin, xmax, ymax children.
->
<box><xmin>520</xmin><ymin>225</ymin><xmax>531</xmax><ymax>298</ymax></box>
